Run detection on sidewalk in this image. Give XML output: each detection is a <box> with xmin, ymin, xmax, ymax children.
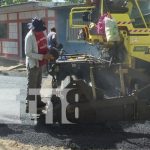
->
<box><xmin>0</xmin><ymin>56</ymin><xmax>26</xmax><ymax>72</ymax></box>
<box><xmin>0</xmin><ymin>56</ymin><xmax>26</xmax><ymax>77</ymax></box>
<box><xmin>0</xmin><ymin>56</ymin><xmax>49</xmax><ymax>78</ymax></box>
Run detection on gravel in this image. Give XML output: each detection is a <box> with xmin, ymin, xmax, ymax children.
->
<box><xmin>0</xmin><ymin>59</ymin><xmax>150</xmax><ymax>150</ymax></box>
<box><xmin>0</xmin><ymin>121</ymin><xmax>150</xmax><ymax>150</ymax></box>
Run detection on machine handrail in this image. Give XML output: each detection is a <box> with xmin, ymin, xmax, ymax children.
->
<box><xmin>69</xmin><ymin>6</ymin><xmax>95</xmax><ymax>28</ymax></box>
<box><xmin>134</xmin><ymin>0</ymin><xmax>148</xmax><ymax>28</ymax></box>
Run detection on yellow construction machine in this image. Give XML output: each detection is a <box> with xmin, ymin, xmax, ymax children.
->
<box><xmin>69</xmin><ymin>0</ymin><xmax>150</xmax><ymax>67</ymax></box>
<box><xmin>39</xmin><ymin>0</ymin><xmax>150</xmax><ymax>124</ymax></box>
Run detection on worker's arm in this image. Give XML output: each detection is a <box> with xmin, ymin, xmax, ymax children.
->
<box><xmin>25</xmin><ymin>34</ymin><xmax>44</xmax><ymax>60</ymax></box>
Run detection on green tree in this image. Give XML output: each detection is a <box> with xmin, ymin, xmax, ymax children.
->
<box><xmin>1</xmin><ymin>0</ymin><xmax>28</xmax><ymax>6</ymax></box>
<box><xmin>13</xmin><ymin>0</ymin><xmax>28</xmax><ymax>4</ymax></box>
<box><xmin>0</xmin><ymin>0</ymin><xmax>82</xmax><ymax>6</ymax></box>
<box><xmin>65</xmin><ymin>0</ymin><xmax>84</xmax><ymax>3</ymax></box>
<box><xmin>4</xmin><ymin>0</ymin><xmax>13</xmax><ymax>5</ymax></box>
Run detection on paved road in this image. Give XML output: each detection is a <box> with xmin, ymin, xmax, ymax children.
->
<box><xmin>0</xmin><ymin>75</ymin><xmax>27</xmax><ymax>124</ymax></box>
<box><xmin>1</xmin><ymin>75</ymin><xmax>150</xmax><ymax>149</ymax></box>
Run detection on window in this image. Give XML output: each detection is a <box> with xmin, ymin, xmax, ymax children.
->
<box><xmin>138</xmin><ymin>0</ymin><xmax>150</xmax><ymax>28</ymax></box>
<box><xmin>0</xmin><ymin>23</ymin><xmax>8</xmax><ymax>38</ymax></box>
<box><xmin>66</xmin><ymin>19</ymin><xmax>87</xmax><ymax>42</ymax></box>
<box><xmin>129</xmin><ymin>0</ymin><xmax>150</xmax><ymax>28</ymax></box>
<box><xmin>105</xmin><ymin>0</ymin><xmax>128</xmax><ymax>13</ymax></box>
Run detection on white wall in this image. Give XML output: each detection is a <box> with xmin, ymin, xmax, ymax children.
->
<box><xmin>9</xmin><ymin>23</ymin><xmax>18</xmax><ymax>39</ymax></box>
<box><xmin>8</xmin><ymin>13</ymin><xmax>17</xmax><ymax>20</ymax></box>
<box><xmin>2</xmin><ymin>42</ymin><xmax>18</xmax><ymax>55</ymax></box>
<box><xmin>0</xmin><ymin>9</ymin><xmax>56</xmax><ymax>57</ymax></box>
<box><xmin>19</xmin><ymin>10</ymin><xmax>45</xmax><ymax>19</ymax></box>
<box><xmin>0</xmin><ymin>14</ymin><xmax>7</xmax><ymax>21</ymax></box>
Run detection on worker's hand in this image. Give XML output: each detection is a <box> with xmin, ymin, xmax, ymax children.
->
<box><xmin>43</xmin><ymin>54</ymin><xmax>49</xmax><ymax>60</ymax></box>
<box><xmin>48</xmin><ymin>55</ymin><xmax>55</xmax><ymax>61</ymax></box>
<box><xmin>43</xmin><ymin>54</ymin><xmax>54</xmax><ymax>61</ymax></box>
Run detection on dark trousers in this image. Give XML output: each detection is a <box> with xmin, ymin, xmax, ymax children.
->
<box><xmin>26</xmin><ymin>66</ymin><xmax>42</xmax><ymax>104</ymax></box>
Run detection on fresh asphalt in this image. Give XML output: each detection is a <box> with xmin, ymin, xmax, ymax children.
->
<box><xmin>0</xmin><ymin>74</ymin><xmax>150</xmax><ymax>149</ymax></box>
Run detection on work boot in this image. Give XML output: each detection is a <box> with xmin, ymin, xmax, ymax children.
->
<box><xmin>25</xmin><ymin>101</ymin><xmax>30</xmax><ymax>113</ymax></box>
<box><xmin>25</xmin><ymin>101</ymin><xmax>46</xmax><ymax>113</ymax></box>
<box><xmin>37</xmin><ymin>101</ymin><xmax>46</xmax><ymax>108</ymax></box>
<box><xmin>26</xmin><ymin>105</ymin><xmax>29</xmax><ymax>113</ymax></box>
<box><xmin>37</xmin><ymin>101</ymin><xmax>46</xmax><ymax>114</ymax></box>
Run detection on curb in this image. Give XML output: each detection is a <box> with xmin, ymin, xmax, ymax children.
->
<box><xmin>6</xmin><ymin>64</ymin><xmax>26</xmax><ymax>71</ymax></box>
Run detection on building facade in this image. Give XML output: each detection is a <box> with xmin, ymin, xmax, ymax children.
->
<box><xmin>0</xmin><ymin>1</ymin><xmax>99</xmax><ymax>60</ymax></box>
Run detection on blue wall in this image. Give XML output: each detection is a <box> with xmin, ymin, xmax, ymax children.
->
<box><xmin>55</xmin><ymin>8</ymin><xmax>100</xmax><ymax>57</ymax></box>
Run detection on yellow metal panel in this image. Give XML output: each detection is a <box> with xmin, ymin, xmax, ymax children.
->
<box><xmin>129</xmin><ymin>36</ymin><xmax>150</xmax><ymax>45</ymax></box>
<box><xmin>131</xmin><ymin>51</ymin><xmax>150</xmax><ymax>63</ymax></box>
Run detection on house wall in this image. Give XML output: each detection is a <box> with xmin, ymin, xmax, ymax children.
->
<box><xmin>55</xmin><ymin>8</ymin><xmax>100</xmax><ymax>57</ymax></box>
<box><xmin>0</xmin><ymin>4</ymin><xmax>100</xmax><ymax>60</ymax></box>
<box><xmin>0</xmin><ymin>13</ymin><xmax>19</xmax><ymax>57</ymax></box>
<box><xmin>0</xmin><ymin>8</ymin><xmax>56</xmax><ymax>59</ymax></box>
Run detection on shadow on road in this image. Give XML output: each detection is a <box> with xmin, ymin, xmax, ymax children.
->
<box><xmin>0</xmin><ymin>120</ymin><xmax>150</xmax><ymax>149</ymax></box>
<box><xmin>34</xmin><ymin>120</ymin><xmax>150</xmax><ymax>150</ymax></box>
<box><xmin>0</xmin><ymin>71</ymin><xmax>9</xmax><ymax>76</ymax></box>
<box><xmin>0</xmin><ymin>124</ymin><xmax>22</xmax><ymax>137</ymax></box>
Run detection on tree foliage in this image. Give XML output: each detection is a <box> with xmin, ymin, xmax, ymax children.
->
<box><xmin>0</xmin><ymin>0</ymin><xmax>83</xmax><ymax>6</ymax></box>
<box><xmin>0</xmin><ymin>0</ymin><xmax>28</xmax><ymax>6</ymax></box>
<box><xmin>65</xmin><ymin>0</ymin><xmax>84</xmax><ymax>3</ymax></box>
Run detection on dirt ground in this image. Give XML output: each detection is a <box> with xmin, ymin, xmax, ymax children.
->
<box><xmin>0</xmin><ymin>56</ymin><xmax>24</xmax><ymax>70</ymax></box>
<box><xmin>0</xmin><ymin>139</ymin><xmax>69</xmax><ymax>150</ymax></box>
<box><xmin>0</xmin><ymin>56</ymin><xmax>49</xmax><ymax>77</ymax></box>
<box><xmin>0</xmin><ymin>56</ymin><xmax>26</xmax><ymax>77</ymax></box>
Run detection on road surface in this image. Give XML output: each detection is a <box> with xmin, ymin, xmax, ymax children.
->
<box><xmin>0</xmin><ymin>74</ymin><xmax>150</xmax><ymax>150</ymax></box>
